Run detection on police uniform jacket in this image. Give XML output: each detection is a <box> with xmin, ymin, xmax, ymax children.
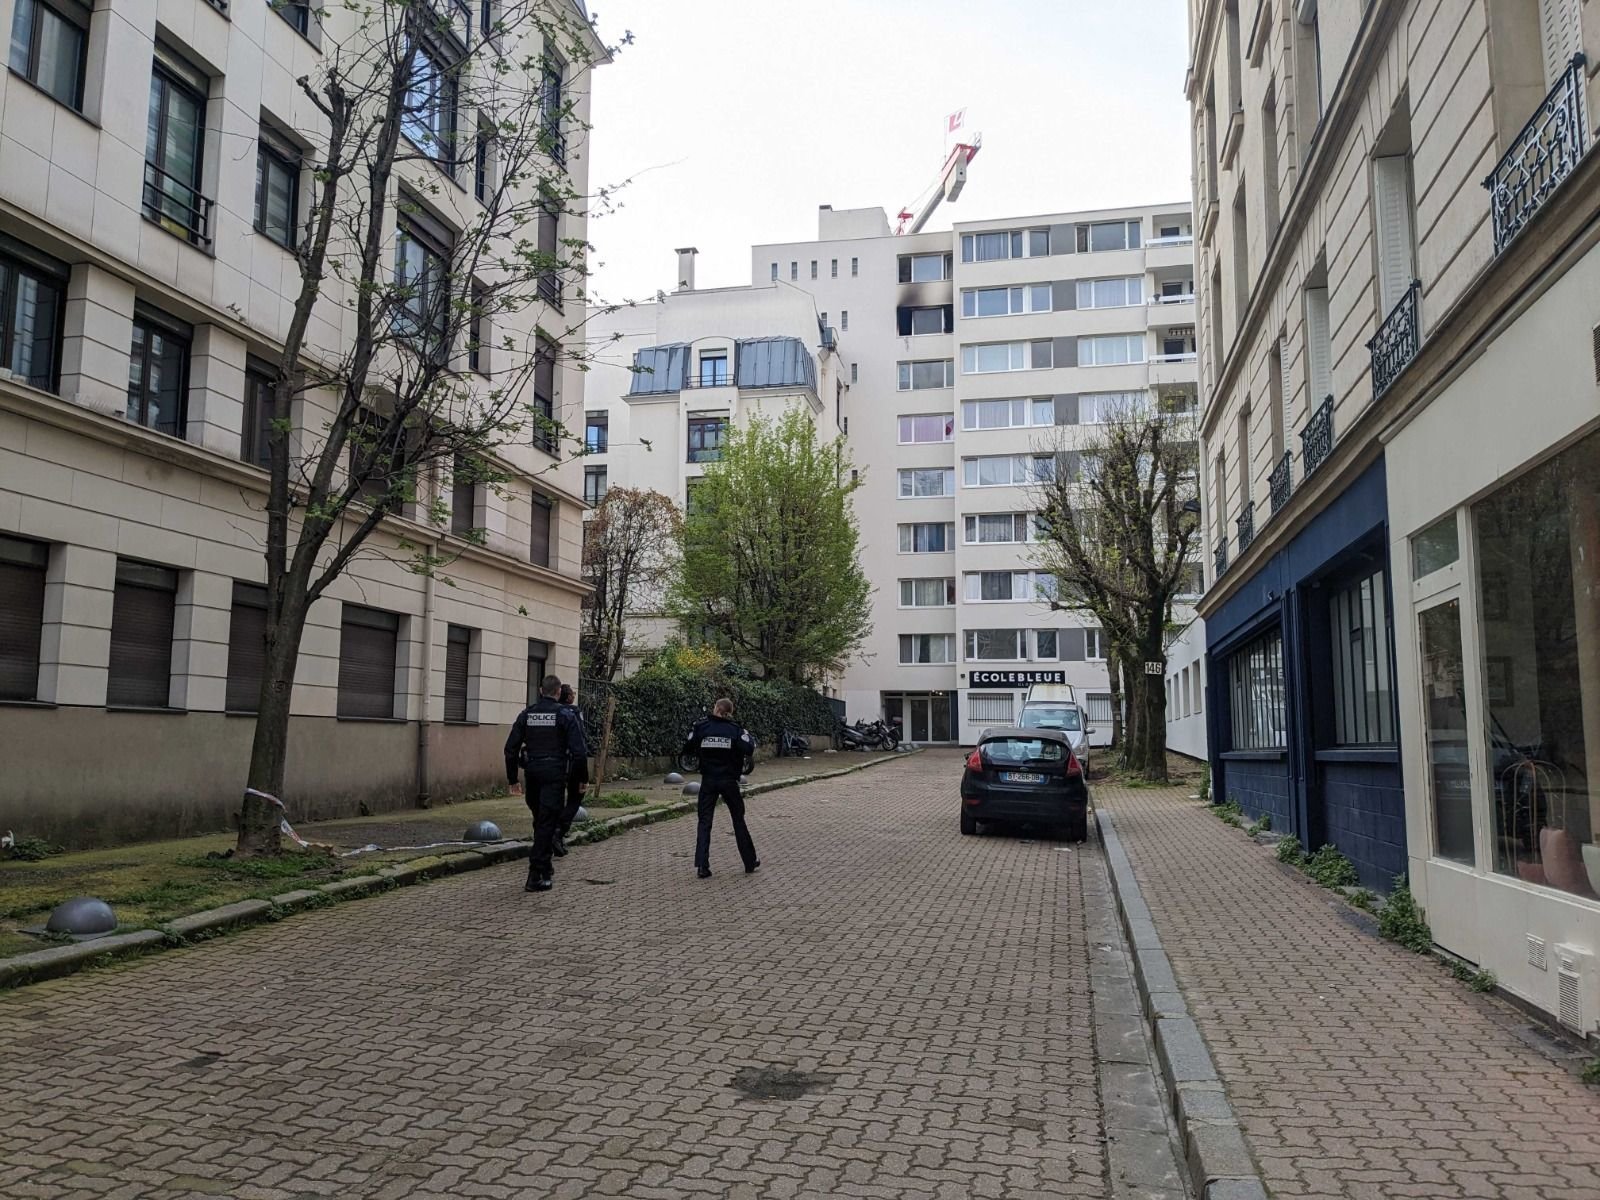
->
<box><xmin>682</xmin><ymin>716</ymin><xmax>755</xmax><ymax>782</ymax></box>
<box><xmin>505</xmin><ymin>696</ymin><xmax>589</xmax><ymax>782</ymax></box>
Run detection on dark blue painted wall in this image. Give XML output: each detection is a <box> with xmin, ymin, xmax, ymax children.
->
<box><xmin>1222</xmin><ymin>759</ymin><xmax>1294</xmax><ymax>831</ymax></box>
<box><xmin>1319</xmin><ymin>759</ymin><xmax>1407</xmax><ymax>889</ymax></box>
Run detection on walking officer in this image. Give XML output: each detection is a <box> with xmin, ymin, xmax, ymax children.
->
<box><xmin>554</xmin><ymin>683</ymin><xmax>589</xmax><ymax>858</ymax></box>
<box><xmin>505</xmin><ymin>674</ymin><xmax>588</xmax><ymax>892</ymax></box>
<box><xmin>681</xmin><ymin>698</ymin><xmax>759</xmax><ymax>879</ymax></box>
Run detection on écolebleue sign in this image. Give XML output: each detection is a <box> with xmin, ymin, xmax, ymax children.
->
<box><xmin>968</xmin><ymin>670</ymin><xmax>1066</xmax><ymax>687</ymax></box>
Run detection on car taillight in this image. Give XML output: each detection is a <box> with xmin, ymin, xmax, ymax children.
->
<box><xmin>1065</xmin><ymin>751</ymin><xmax>1082</xmax><ymax>778</ymax></box>
<box><xmin>966</xmin><ymin>749</ymin><xmax>983</xmax><ymax>771</ymax></box>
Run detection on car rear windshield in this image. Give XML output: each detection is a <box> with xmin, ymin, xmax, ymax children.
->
<box><xmin>982</xmin><ymin>737</ymin><xmax>1066</xmax><ymax>764</ymax></box>
<box><xmin>1020</xmin><ymin>706</ymin><xmax>1081</xmax><ymax>731</ymax></box>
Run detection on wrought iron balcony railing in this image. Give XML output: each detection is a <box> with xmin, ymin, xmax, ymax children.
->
<box><xmin>1269</xmin><ymin>450</ymin><xmax>1292</xmax><ymax>515</ymax></box>
<box><xmin>1214</xmin><ymin>537</ymin><xmax>1229</xmax><ymax>579</ymax></box>
<box><xmin>1236</xmin><ymin>501</ymin><xmax>1256</xmax><ymax>555</ymax></box>
<box><xmin>1367</xmin><ymin>279</ymin><xmax>1421</xmax><ymax>399</ymax></box>
<box><xmin>1483</xmin><ymin>54</ymin><xmax>1589</xmax><ymax>255</ymax></box>
<box><xmin>142</xmin><ymin>161</ymin><xmax>213</xmax><ymax>248</ymax></box>
<box><xmin>1301</xmin><ymin>395</ymin><xmax>1334</xmax><ymax>479</ymax></box>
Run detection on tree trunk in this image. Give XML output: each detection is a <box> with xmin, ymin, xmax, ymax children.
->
<box><xmin>1107</xmin><ymin>654</ymin><xmax>1125</xmax><ymax>764</ymax></box>
<box><xmin>1130</xmin><ymin>633</ymin><xmax>1170</xmax><ymax>782</ymax></box>
<box><xmin>237</xmin><ymin>599</ymin><xmax>311</xmax><ymax>855</ymax></box>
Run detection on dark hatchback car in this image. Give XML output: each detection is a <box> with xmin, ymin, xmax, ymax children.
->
<box><xmin>960</xmin><ymin>727</ymin><xmax>1088</xmax><ymax>841</ymax></box>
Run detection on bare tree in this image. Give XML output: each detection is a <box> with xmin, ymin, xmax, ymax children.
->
<box><xmin>237</xmin><ymin>0</ymin><xmax>620</xmax><ymax>852</ymax></box>
<box><xmin>1031</xmin><ymin>400</ymin><xmax>1201</xmax><ymax>781</ymax></box>
<box><xmin>581</xmin><ymin>487</ymin><xmax>681</xmax><ymax>682</ymax></box>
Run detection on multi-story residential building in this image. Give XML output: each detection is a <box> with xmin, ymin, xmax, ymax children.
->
<box><xmin>0</xmin><ymin>0</ymin><xmax>605</xmax><ymax>846</ymax></box>
<box><xmin>586</xmin><ymin>202</ymin><xmax>1203</xmax><ymax>747</ymax></box>
<box><xmin>1189</xmin><ymin>0</ymin><xmax>1600</xmax><ymax>1029</ymax></box>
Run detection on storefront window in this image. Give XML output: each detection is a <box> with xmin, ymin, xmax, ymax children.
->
<box><xmin>1228</xmin><ymin>629</ymin><xmax>1285</xmax><ymax>750</ymax></box>
<box><xmin>1475</xmin><ymin>432</ymin><xmax>1600</xmax><ymax>901</ymax></box>
<box><xmin>1419</xmin><ymin>599</ymin><xmax>1474</xmax><ymax>865</ymax></box>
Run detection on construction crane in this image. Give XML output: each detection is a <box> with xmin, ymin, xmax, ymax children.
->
<box><xmin>895</xmin><ymin>134</ymin><xmax>982</xmax><ymax>235</ymax></box>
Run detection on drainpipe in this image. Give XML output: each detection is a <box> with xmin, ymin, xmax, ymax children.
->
<box><xmin>416</xmin><ymin>465</ymin><xmax>439</xmax><ymax>807</ymax></box>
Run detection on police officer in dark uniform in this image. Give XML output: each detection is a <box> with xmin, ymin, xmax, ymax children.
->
<box><xmin>681</xmin><ymin>697</ymin><xmax>759</xmax><ymax>879</ymax></box>
<box><xmin>554</xmin><ymin>683</ymin><xmax>589</xmax><ymax>857</ymax></box>
<box><xmin>505</xmin><ymin>674</ymin><xmax>588</xmax><ymax>892</ymax></box>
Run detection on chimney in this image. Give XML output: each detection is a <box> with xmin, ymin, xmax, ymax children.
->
<box><xmin>674</xmin><ymin>246</ymin><xmax>698</xmax><ymax>292</ymax></box>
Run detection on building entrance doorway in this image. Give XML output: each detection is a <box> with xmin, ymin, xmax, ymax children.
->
<box><xmin>882</xmin><ymin>692</ymin><xmax>953</xmax><ymax>743</ymax></box>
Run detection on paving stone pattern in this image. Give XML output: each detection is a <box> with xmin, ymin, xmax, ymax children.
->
<box><xmin>1</xmin><ymin>753</ymin><xmax>1111</xmax><ymax>1199</ymax></box>
<box><xmin>1099</xmin><ymin>782</ymin><xmax>1600</xmax><ymax>1200</ymax></box>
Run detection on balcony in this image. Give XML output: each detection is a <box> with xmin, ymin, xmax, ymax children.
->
<box><xmin>1146</xmin><ymin>235</ymin><xmax>1194</xmax><ymax>248</ymax></box>
<box><xmin>1236</xmin><ymin>500</ymin><xmax>1255</xmax><ymax>555</ymax></box>
<box><xmin>1367</xmin><ymin>279</ymin><xmax>1421</xmax><ymax>399</ymax></box>
<box><xmin>1300</xmin><ymin>395</ymin><xmax>1334</xmax><ymax>478</ymax></box>
<box><xmin>1269</xmin><ymin>451</ymin><xmax>1292</xmax><ymax>515</ymax></box>
<box><xmin>1214</xmin><ymin>537</ymin><xmax>1229</xmax><ymax>579</ymax></box>
<box><xmin>142</xmin><ymin>161</ymin><xmax>213</xmax><ymax>248</ymax></box>
<box><xmin>1484</xmin><ymin>54</ymin><xmax>1589</xmax><ymax>255</ymax></box>
<box><xmin>1149</xmin><ymin>351</ymin><xmax>1199</xmax><ymax>387</ymax></box>
<box><xmin>1148</xmin><ymin>292</ymin><xmax>1196</xmax><ymax>305</ymax></box>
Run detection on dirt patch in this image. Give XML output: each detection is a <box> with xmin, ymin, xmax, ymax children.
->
<box><xmin>729</xmin><ymin>1065</ymin><xmax>836</xmax><ymax>1101</ymax></box>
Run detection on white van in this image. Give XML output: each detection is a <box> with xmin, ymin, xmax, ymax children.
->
<box><xmin>1024</xmin><ymin>682</ymin><xmax>1077</xmax><ymax>706</ymax></box>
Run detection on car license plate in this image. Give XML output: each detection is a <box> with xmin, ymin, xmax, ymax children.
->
<box><xmin>1000</xmin><ymin>771</ymin><xmax>1046</xmax><ymax>784</ymax></box>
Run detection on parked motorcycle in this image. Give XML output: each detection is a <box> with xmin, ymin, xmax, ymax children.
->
<box><xmin>837</xmin><ymin>718</ymin><xmax>901</xmax><ymax>751</ymax></box>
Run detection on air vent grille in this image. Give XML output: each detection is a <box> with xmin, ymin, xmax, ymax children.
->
<box><xmin>1592</xmin><ymin>322</ymin><xmax>1599</xmax><ymax>385</ymax></box>
<box><xmin>1527</xmin><ymin>934</ymin><xmax>1547</xmax><ymax>971</ymax></box>
<box><xmin>1558</xmin><ymin>966</ymin><xmax>1582</xmax><ymax>1030</ymax></box>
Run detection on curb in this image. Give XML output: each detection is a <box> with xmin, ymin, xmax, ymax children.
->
<box><xmin>0</xmin><ymin>751</ymin><xmax>912</xmax><ymax>990</ymax></box>
<box><xmin>1095</xmin><ymin>804</ymin><xmax>1269</xmax><ymax>1200</ymax></box>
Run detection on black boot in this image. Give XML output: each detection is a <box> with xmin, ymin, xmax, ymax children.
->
<box><xmin>745</xmin><ymin>860</ymin><xmax>761</xmax><ymax>874</ymax></box>
<box><xmin>553</xmin><ymin>833</ymin><xmax>568</xmax><ymax>858</ymax></box>
<box><xmin>697</xmin><ymin>866</ymin><xmax>712</xmax><ymax>879</ymax></box>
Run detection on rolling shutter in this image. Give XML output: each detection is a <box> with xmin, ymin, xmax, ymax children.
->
<box><xmin>1372</xmin><ymin>156</ymin><xmax>1415</xmax><ymax>315</ymax></box>
<box><xmin>225</xmin><ymin>582</ymin><xmax>268</xmax><ymax>713</ymax></box>
<box><xmin>107</xmin><ymin>561</ymin><xmax>177</xmax><ymax>708</ymax></box>
<box><xmin>444</xmin><ymin>624</ymin><xmax>471</xmax><ymax>722</ymax></box>
<box><xmin>0</xmin><ymin>536</ymin><xmax>47</xmax><ymax>701</ymax></box>
<box><xmin>337</xmin><ymin>604</ymin><xmax>399</xmax><ymax>719</ymax></box>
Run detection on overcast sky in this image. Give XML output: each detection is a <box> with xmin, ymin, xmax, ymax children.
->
<box><xmin>578</xmin><ymin>0</ymin><xmax>1194</xmax><ymax>304</ymax></box>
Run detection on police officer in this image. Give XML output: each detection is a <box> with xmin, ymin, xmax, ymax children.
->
<box><xmin>554</xmin><ymin>683</ymin><xmax>589</xmax><ymax>857</ymax></box>
<box><xmin>505</xmin><ymin>674</ymin><xmax>588</xmax><ymax>892</ymax></box>
<box><xmin>681</xmin><ymin>698</ymin><xmax>759</xmax><ymax>879</ymax></box>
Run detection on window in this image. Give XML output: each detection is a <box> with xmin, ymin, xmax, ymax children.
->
<box><xmin>897</xmin><ymin>359</ymin><xmax>955</xmax><ymax>390</ymax></box>
<box><xmin>8</xmin><ymin>0</ymin><xmax>86</xmax><ymax>110</ymax></box>
<box><xmin>530</xmin><ymin>492</ymin><xmax>553</xmax><ymax>563</ymax></box>
<box><xmin>145</xmin><ymin>49</ymin><xmax>210</xmax><ymax>246</ymax></box>
<box><xmin>478</xmin><ymin>0</ymin><xmax>493</xmax><ymax>40</ymax></box>
<box><xmin>1085</xmin><ymin>693</ymin><xmax>1114</xmax><ymax>724</ymax></box>
<box><xmin>969</xmin><ymin>693</ymin><xmax>1015</xmax><ymax>724</ymax></box>
<box><xmin>962</xmin><ymin>455</ymin><xmax>1055</xmax><ymax>488</ymax></box>
<box><xmin>899</xmin><ymin>633</ymin><xmax>956</xmax><ymax>664</ymax></box>
<box><xmin>1372</xmin><ymin>155</ymin><xmax>1416</xmax><ymax>317</ymax></box>
<box><xmin>1295</xmin><ymin>0</ymin><xmax>1323</xmax><ymax>148</ymax></box>
<box><xmin>898</xmin><ymin>522</ymin><xmax>954</xmax><ymax>553</ymax></box>
<box><xmin>698</xmin><ymin>352</ymin><xmax>728</xmax><ymax>387</ymax></box>
<box><xmin>403</xmin><ymin>36</ymin><xmax>458</xmax><ymax>161</ymax></box>
<box><xmin>850</xmin><ymin>257</ymin><xmax>858</xmax><ymax>276</ymax></box>
<box><xmin>898</xmin><ymin>253</ymin><xmax>952</xmax><ymax>282</ymax></box>
<box><xmin>1304</xmin><ymin>283</ymin><xmax>1331</xmax><ymax>405</ymax></box>
<box><xmin>899</xmin><ymin>578</ymin><xmax>956</xmax><ymax>608</ymax></box>
<box><xmin>961</xmin><ymin>341</ymin><xmax>1053</xmax><ymax>373</ymax></box>
<box><xmin>1080</xmin><ymin>334</ymin><xmax>1146</xmax><ymax>367</ymax></box>
<box><xmin>241</xmin><ymin>357</ymin><xmax>276</xmax><ymax>468</ymax></box>
<box><xmin>1228</xmin><ymin>628</ymin><xmax>1286</xmax><ymax>750</ymax></box>
<box><xmin>394</xmin><ymin>211</ymin><xmax>452</xmax><ymax>359</ymax></box>
<box><xmin>255</xmin><ymin>127</ymin><xmax>300</xmax><ymax>249</ymax></box>
<box><xmin>585</xmin><ymin>411</ymin><xmax>608</xmax><ymax>453</ymax></box>
<box><xmin>538</xmin><ymin>51</ymin><xmax>565</xmax><ymax>165</ymax></box>
<box><xmin>450</xmin><ymin>454</ymin><xmax>477</xmax><ymax>535</ymax></box>
<box><xmin>225</xmin><ymin>582</ymin><xmax>267</xmax><ymax>713</ymax></box>
<box><xmin>1034</xmin><ymin>630</ymin><xmax>1058</xmax><ymax>660</ymax></box>
<box><xmin>1177</xmin><ymin>563</ymin><xmax>1205</xmax><ymax>596</ymax></box>
<box><xmin>583</xmin><ymin>464</ymin><xmax>607</xmax><ymax>504</ymax></box>
<box><xmin>474</xmin><ymin>126</ymin><xmax>491</xmax><ymax>203</ymax></box>
<box><xmin>770</xmin><ymin>263</ymin><xmax>778</xmax><ymax>281</ymax></box>
<box><xmin>831</xmin><ymin>258</ymin><xmax>838</xmax><ymax>277</ymax></box>
<box><xmin>850</xmin><ymin>363</ymin><xmax>858</xmax><ymax>383</ymax></box>
<box><xmin>444</xmin><ymin>624</ymin><xmax>472</xmax><ymax>722</ymax></box>
<box><xmin>687</xmin><ymin>415</ymin><xmax>727</xmax><ymax>462</ymax></box>
<box><xmin>965</xmin><ymin>629</ymin><xmax>1025</xmax><ymax>661</ymax></box>
<box><xmin>127</xmin><ymin>305</ymin><xmax>190</xmax><ymax>437</ymax></box>
<box><xmin>959</xmin><ymin>229</ymin><xmax>1050</xmax><ymax>262</ymax></box>
<box><xmin>809</xmin><ymin>260</ymin><xmax>817</xmax><ymax>279</ymax></box>
<box><xmin>468</xmin><ymin>280</ymin><xmax>489</xmax><ymax>374</ymax></box>
<box><xmin>0</xmin><ymin>535</ymin><xmax>47</xmax><ymax>701</ymax></box>
<box><xmin>532</xmin><ymin>336</ymin><xmax>556</xmax><ymax>452</ymax></box>
<box><xmin>1085</xmin><ymin>628</ymin><xmax>1106</xmax><ymax>660</ymax></box>
<box><xmin>964</xmin><ymin>571</ymin><xmax>1050</xmax><ymax>602</ymax></box>
<box><xmin>1328</xmin><ymin>568</ymin><xmax>1395</xmax><ymax>746</ymax></box>
<box><xmin>1079</xmin><ymin>392</ymin><xmax>1149</xmax><ymax>424</ymax></box>
<box><xmin>1412</xmin><ymin>514</ymin><xmax>1459</xmax><ymax>578</ymax></box>
<box><xmin>108</xmin><ymin>560</ymin><xmax>177</xmax><ymax>708</ymax></box>
<box><xmin>0</xmin><ymin>236</ymin><xmax>67</xmax><ymax>391</ymax></box>
<box><xmin>964</xmin><ymin>513</ymin><xmax>1031</xmax><ymax>544</ymax></box>
<box><xmin>960</xmin><ymin>285</ymin><xmax>1052</xmax><ymax>318</ymax></box>
<box><xmin>1075</xmin><ymin>277</ymin><xmax>1143</xmax><ymax>309</ymax></box>
<box><xmin>840</xmin><ymin>310</ymin><xmax>849</xmax><ymax>331</ymax></box>
<box><xmin>790</xmin><ymin>261</ymin><xmax>798</xmax><ymax>280</ymax></box>
<box><xmin>337</xmin><ymin>604</ymin><xmax>399</xmax><ymax>719</ymax></box>
<box><xmin>1075</xmin><ymin>220</ymin><xmax>1141</xmax><ymax>252</ymax></box>
<box><xmin>898</xmin><ymin>414</ymin><xmax>954</xmax><ymax>444</ymax></box>
<box><xmin>962</xmin><ymin>398</ymin><xmax>1054</xmax><ymax>430</ymax></box>
<box><xmin>276</xmin><ymin>0</ymin><xmax>310</xmax><ymax>34</ymax></box>
<box><xmin>898</xmin><ymin>467</ymin><xmax>955</xmax><ymax>498</ymax></box>
<box><xmin>526</xmin><ymin>638</ymin><xmax>549</xmax><ymax>706</ymax></box>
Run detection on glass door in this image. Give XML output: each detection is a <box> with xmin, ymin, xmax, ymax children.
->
<box><xmin>907</xmin><ymin>696</ymin><xmax>930</xmax><ymax>742</ymax></box>
<box><xmin>1418</xmin><ymin>596</ymin><xmax>1475</xmax><ymax>865</ymax></box>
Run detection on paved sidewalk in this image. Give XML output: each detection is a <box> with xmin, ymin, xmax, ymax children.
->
<box><xmin>1097</xmin><ymin>781</ymin><xmax>1600</xmax><ymax>1200</ymax></box>
<box><xmin>2</xmin><ymin>752</ymin><xmax>1118</xmax><ymax>1199</ymax></box>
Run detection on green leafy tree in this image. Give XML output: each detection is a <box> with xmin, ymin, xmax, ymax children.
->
<box><xmin>671</xmin><ymin>409</ymin><xmax>871</xmax><ymax>683</ymax></box>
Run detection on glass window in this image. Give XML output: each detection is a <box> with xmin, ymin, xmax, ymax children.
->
<box><xmin>240</xmin><ymin>359</ymin><xmax>275</xmax><ymax>468</ymax></box>
<box><xmin>962</xmin><ymin>342</ymin><xmax>1027</xmax><ymax>374</ymax></box>
<box><xmin>1329</xmin><ymin>568</ymin><xmax>1395</xmax><ymax>746</ymax></box>
<box><xmin>1080</xmin><ymin>392</ymin><xmax>1151</xmax><ymax>424</ymax></box>
<box><xmin>898</xmin><ymin>359</ymin><xmax>955</xmax><ymax>390</ymax></box>
<box><xmin>255</xmin><ymin>129</ymin><xmax>299</xmax><ymax>249</ymax></box>
<box><xmin>1035</xmin><ymin>630</ymin><xmax>1058</xmax><ymax>660</ymax></box>
<box><xmin>0</xmin><ymin>238</ymin><xmax>66</xmax><ymax>391</ymax></box>
<box><xmin>898</xmin><ymin>522</ymin><xmax>953</xmax><ymax>553</ymax></box>
<box><xmin>276</xmin><ymin>0</ymin><xmax>310</xmax><ymax>34</ymax></box>
<box><xmin>1476</xmin><ymin>434</ymin><xmax>1600</xmax><ymax>897</ymax></box>
<box><xmin>474</xmin><ymin>126</ymin><xmax>492</xmax><ymax>202</ymax></box>
<box><xmin>770</xmin><ymin>263</ymin><xmax>778</xmax><ymax>281</ymax></box>
<box><xmin>584</xmin><ymin>411</ymin><xmax>608</xmax><ymax>453</ymax></box>
<box><xmin>910</xmin><ymin>307</ymin><xmax>944</xmax><ymax>335</ymax></box>
<box><xmin>964</xmin><ymin>513</ymin><xmax>1030</xmax><ymax>544</ymax></box>
<box><xmin>899</xmin><ymin>633</ymin><xmax>956</xmax><ymax>664</ymax></box>
<box><xmin>1081</xmin><ymin>334</ymin><xmax>1146</xmax><ymax>366</ymax></box>
<box><xmin>1085</xmin><ymin>628</ymin><xmax>1106</xmax><ymax>659</ymax></box>
<box><xmin>394</xmin><ymin>214</ymin><xmax>452</xmax><ymax>358</ymax></box>
<box><xmin>1418</xmin><ymin>598</ymin><xmax>1473</xmax><ymax>865</ymax></box>
<box><xmin>532</xmin><ymin>336</ymin><xmax>556</xmax><ymax>452</ymax></box>
<box><xmin>831</xmin><ymin>259</ymin><xmax>838</xmax><ymax>277</ymax></box>
<box><xmin>403</xmin><ymin>40</ymin><xmax>456</xmax><ymax>159</ymax></box>
<box><xmin>1076</xmin><ymin>277</ymin><xmax>1143</xmax><ymax>308</ymax></box>
<box><xmin>1028</xmin><ymin>228</ymin><xmax>1051</xmax><ymax>256</ymax></box>
<box><xmin>898</xmin><ymin>468</ymin><xmax>954</xmax><ymax>498</ymax></box>
<box><xmin>526</xmin><ymin>638</ymin><xmax>549</xmax><ymax>705</ymax></box>
<box><xmin>583</xmin><ymin>465</ymin><xmax>606</xmax><ymax>505</ymax></box>
<box><xmin>1228</xmin><ymin>628</ymin><xmax>1286</xmax><ymax>750</ymax></box>
<box><xmin>126</xmin><ymin>307</ymin><xmax>190</xmax><ymax>437</ymax></box>
<box><xmin>145</xmin><ymin>53</ymin><xmax>210</xmax><ymax>246</ymax></box>
<box><xmin>906</xmin><ymin>253</ymin><xmax>948</xmax><ymax>282</ymax></box>
<box><xmin>530</xmin><ymin>492</ymin><xmax>553</xmax><ymax>563</ymax></box>
<box><xmin>900</xmin><ymin>578</ymin><xmax>956</xmax><ymax>607</ymax></box>
<box><xmin>965</xmin><ymin>629</ymin><xmax>1024</xmax><ymax>661</ymax></box>
<box><xmin>851</xmin><ymin>257</ymin><xmax>858</xmax><ymax>276</ymax></box>
<box><xmin>1078</xmin><ymin>219</ymin><xmax>1139</xmax><ymax>252</ymax></box>
<box><xmin>687</xmin><ymin>415</ymin><xmax>727</xmax><ymax>462</ymax></box>
<box><xmin>8</xmin><ymin>0</ymin><xmax>86</xmax><ymax>109</ymax></box>
<box><xmin>698</xmin><ymin>352</ymin><xmax>728</xmax><ymax>386</ymax></box>
<box><xmin>965</xmin><ymin>231</ymin><xmax>1011</xmax><ymax>262</ymax></box>
<box><xmin>967</xmin><ymin>571</ymin><xmax>1018</xmax><ymax>601</ymax></box>
<box><xmin>898</xmin><ymin>414</ymin><xmax>954</xmax><ymax>444</ymax></box>
<box><xmin>451</xmin><ymin>454</ymin><xmax>478</xmax><ymax>535</ymax></box>
<box><xmin>1412</xmin><ymin>514</ymin><xmax>1460</xmax><ymax>579</ymax></box>
<box><xmin>539</xmin><ymin>52</ymin><xmax>565</xmax><ymax>164</ymax></box>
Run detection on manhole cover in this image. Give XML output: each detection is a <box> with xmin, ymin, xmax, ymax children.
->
<box><xmin>730</xmin><ymin>1065</ymin><xmax>835</xmax><ymax>1101</ymax></box>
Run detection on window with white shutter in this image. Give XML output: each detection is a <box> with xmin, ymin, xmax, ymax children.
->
<box><xmin>1303</xmin><ymin>285</ymin><xmax>1332</xmax><ymax>407</ymax></box>
<box><xmin>1371</xmin><ymin>155</ymin><xmax>1416</xmax><ymax>316</ymax></box>
<box><xmin>968</xmin><ymin>693</ymin><xmax>1015</xmax><ymax>724</ymax></box>
<box><xmin>1539</xmin><ymin>0</ymin><xmax>1582</xmax><ymax>87</ymax></box>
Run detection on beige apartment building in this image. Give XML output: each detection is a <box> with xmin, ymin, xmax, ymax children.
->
<box><xmin>0</xmin><ymin>0</ymin><xmax>605</xmax><ymax>846</ymax></box>
<box><xmin>1190</xmin><ymin>0</ymin><xmax>1600</xmax><ymax>1030</ymax></box>
<box><xmin>586</xmin><ymin>203</ymin><xmax>1203</xmax><ymax>747</ymax></box>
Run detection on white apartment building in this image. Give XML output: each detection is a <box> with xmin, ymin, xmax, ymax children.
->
<box><xmin>0</xmin><ymin>0</ymin><xmax>605</xmax><ymax>847</ymax></box>
<box><xmin>585</xmin><ymin>203</ymin><xmax>1202</xmax><ymax>746</ymax></box>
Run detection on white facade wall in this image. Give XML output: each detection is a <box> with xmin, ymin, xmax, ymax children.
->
<box><xmin>1163</xmin><ymin>618</ymin><xmax>1207</xmax><ymax>761</ymax></box>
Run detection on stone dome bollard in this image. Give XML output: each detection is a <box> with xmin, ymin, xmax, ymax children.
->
<box><xmin>682</xmin><ymin>781</ymin><xmax>701</xmax><ymax>796</ymax></box>
<box><xmin>572</xmin><ymin>806</ymin><xmax>590</xmax><ymax>824</ymax></box>
<box><xmin>45</xmin><ymin>897</ymin><xmax>117</xmax><ymax>938</ymax></box>
<box><xmin>663</xmin><ymin>772</ymin><xmax>685</xmax><ymax>785</ymax></box>
<box><xmin>464</xmin><ymin>821</ymin><xmax>503</xmax><ymax>842</ymax></box>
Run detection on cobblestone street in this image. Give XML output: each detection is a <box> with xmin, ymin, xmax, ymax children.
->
<box><xmin>1</xmin><ymin>754</ymin><xmax>1120</xmax><ymax>1199</ymax></box>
